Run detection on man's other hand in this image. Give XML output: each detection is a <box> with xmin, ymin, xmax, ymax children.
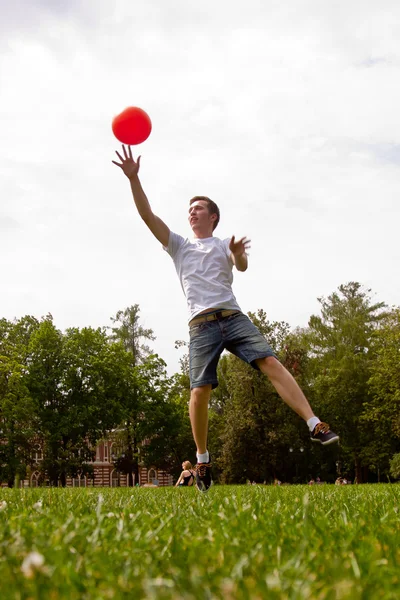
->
<box><xmin>229</xmin><ymin>236</ymin><xmax>251</xmax><ymax>257</ymax></box>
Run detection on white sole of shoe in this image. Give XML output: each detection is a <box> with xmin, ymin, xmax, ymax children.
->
<box><xmin>311</xmin><ymin>435</ymin><xmax>340</xmax><ymax>445</ymax></box>
<box><xmin>195</xmin><ymin>480</ymin><xmax>213</xmax><ymax>493</ymax></box>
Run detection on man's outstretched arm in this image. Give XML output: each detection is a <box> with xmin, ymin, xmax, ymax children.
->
<box><xmin>229</xmin><ymin>236</ymin><xmax>251</xmax><ymax>272</ymax></box>
<box><xmin>112</xmin><ymin>145</ymin><xmax>170</xmax><ymax>247</ymax></box>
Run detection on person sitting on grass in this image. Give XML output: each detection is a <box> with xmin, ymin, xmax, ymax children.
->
<box><xmin>175</xmin><ymin>461</ymin><xmax>195</xmax><ymax>487</ymax></box>
<box><xmin>113</xmin><ymin>146</ymin><xmax>340</xmax><ymax>494</ymax></box>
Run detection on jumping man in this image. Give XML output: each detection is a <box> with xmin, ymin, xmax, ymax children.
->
<box><xmin>113</xmin><ymin>145</ymin><xmax>339</xmax><ymax>492</ymax></box>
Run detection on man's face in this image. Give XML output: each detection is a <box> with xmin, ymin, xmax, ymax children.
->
<box><xmin>188</xmin><ymin>200</ymin><xmax>215</xmax><ymax>233</ymax></box>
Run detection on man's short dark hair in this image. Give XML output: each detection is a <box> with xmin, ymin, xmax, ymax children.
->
<box><xmin>189</xmin><ymin>196</ymin><xmax>220</xmax><ymax>231</ymax></box>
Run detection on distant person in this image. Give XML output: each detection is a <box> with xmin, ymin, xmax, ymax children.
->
<box><xmin>113</xmin><ymin>147</ymin><xmax>340</xmax><ymax>492</ymax></box>
<box><xmin>175</xmin><ymin>461</ymin><xmax>195</xmax><ymax>487</ymax></box>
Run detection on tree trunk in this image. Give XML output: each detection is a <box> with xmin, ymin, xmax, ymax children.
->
<box><xmin>354</xmin><ymin>455</ymin><xmax>363</xmax><ymax>483</ymax></box>
<box><xmin>131</xmin><ymin>434</ymin><xmax>139</xmax><ymax>486</ymax></box>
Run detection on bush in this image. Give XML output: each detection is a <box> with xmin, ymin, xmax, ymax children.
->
<box><xmin>389</xmin><ymin>453</ymin><xmax>400</xmax><ymax>479</ymax></box>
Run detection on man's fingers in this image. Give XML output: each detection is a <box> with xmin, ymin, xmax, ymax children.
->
<box><xmin>122</xmin><ymin>145</ymin><xmax>129</xmax><ymax>159</ymax></box>
<box><xmin>128</xmin><ymin>145</ymin><xmax>133</xmax><ymax>159</ymax></box>
<box><xmin>231</xmin><ymin>236</ymin><xmax>251</xmax><ymax>249</ymax></box>
<box><xmin>112</xmin><ymin>160</ymin><xmax>123</xmax><ymax>168</ymax></box>
<box><xmin>115</xmin><ymin>151</ymin><xmax>124</xmax><ymax>162</ymax></box>
<box><xmin>137</xmin><ymin>155</ymin><xmax>141</xmax><ymax>169</ymax></box>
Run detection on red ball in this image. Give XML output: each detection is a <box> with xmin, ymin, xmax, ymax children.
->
<box><xmin>112</xmin><ymin>106</ymin><xmax>152</xmax><ymax>145</ymax></box>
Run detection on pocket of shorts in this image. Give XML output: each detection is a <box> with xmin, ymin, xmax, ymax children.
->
<box><xmin>226</xmin><ymin>312</ymin><xmax>242</xmax><ymax>322</ymax></box>
<box><xmin>189</xmin><ymin>323</ymin><xmax>205</xmax><ymax>334</ymax></box>
<box><xmin>189</xmin><ymin>321</ymin><xmax>212</xmax><ymax>335</ymax></box>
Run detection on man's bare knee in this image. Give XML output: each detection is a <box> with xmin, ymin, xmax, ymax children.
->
<box><xmin>255</xmin><ymin>356</ymin><xmax>282</xmax><ymax>376</ymax></box>
<box><xmin>191</xmin><ymin>384</ymin><xmax>212</xmax><ymax>401</ymax></box>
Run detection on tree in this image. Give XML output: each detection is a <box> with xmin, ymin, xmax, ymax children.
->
<box><xmin>219</xmin><ymin>312</ymin><xmax>312</xmax><ymax>483</ymax></box>
<box><xmin>362</xmin><ymin>308</ymin><xmax>400</xmax><ymax>479</ymax></box>
<box><xmin>108</xmin><ymin>305</ymin><xmax>157</xmax><ymax>486</ymax></box>
<box><xmin>138</xmin><ymin>365</ymin><xmax>194</xmax><ymax>478</ymax></box>
<box><xmin>0</xmin><ymin>316</ymin><xmax>41</xmax><ymax>487</ymax></box>
<box><xmin>27</xmin><ymin>320</ymin><xmax>125</xmax><ymax>486</ymax></box>
<box><xmin>306</xmin><ymin>282</ymin><xmax>387</xmax><ymax>482</ymax></box>
<box><xmin>0</xmin><ymin>357</ymin><xmax>37</xmax><ymax>487</ymax></box>
<box><xmin>389</xmin><ymin>454</ymin><xmax>400</xmax><ymax>480</ymax></box>
<box><xmin>0</xmin><ymin>316</ymin><xmax>40</xmax><ymax>361</ymax></box>
<box><xmin>109</xmin><ymin>305</ymin><xmax>155</xmax><ymax>365</ymax></box>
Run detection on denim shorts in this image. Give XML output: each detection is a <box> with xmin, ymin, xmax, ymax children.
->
<box><xmin>189</xmin><ymin>312</ymin><xmax>277</xmax><ymax>389</ymax></box>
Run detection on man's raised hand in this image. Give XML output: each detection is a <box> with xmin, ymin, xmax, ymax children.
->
<box><xmin>229</xmin><ymin>236</ymin><xmax>251</xmax><ymax>257</ymax></box>
<box><xmin>112</xmin><ymin>145</ymin><xmax>141</xmax><ymax>180</ymax></box>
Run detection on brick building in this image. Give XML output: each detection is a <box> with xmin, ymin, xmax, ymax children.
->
<box><xmin>10</xmin><ymin>438</ymin><xmax>174</xmax><ymax>488</ymax></box>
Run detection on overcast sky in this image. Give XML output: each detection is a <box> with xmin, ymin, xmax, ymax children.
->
<box><xmin>1</xmin><ymin>0</ymin><xmax>400</xmax><ymax>375</ymax></box>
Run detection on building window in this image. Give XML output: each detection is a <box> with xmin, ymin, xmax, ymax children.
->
<box><xmin>104</xmin><ymin>444</ymin><xmax>109</xmax><ymax>462</ymax></box>
<box><xmin>110</xmin><ymin>442</ymin><xmax>124</xmax><ymax>462</ymax></box>
<box><xmin>31</xmin><ymin>444</ymin><xmax>43</xmax><ymax>463</ymax></box>
<box><xmin>148</xmin><ymin>469</ymin><xmax>158</xmax><ymax>485</ymax></box>
<box><xmin>31</xmin><ymin>472</ymin><xmax>40</xmax><ymax>488</ymax></box>
<box><xmin>110</xmin><ymin>469</ymin><xmax>120</xmax><ymax>487</ymax></box>
<box><xmin>110</xmin><ymin>442</ymin><xmax>116</xmax><ymax>461</ymax></box>
<box><xmin>73</xmin><ymin>475</ymin><xmax>87</xmax><ymax>488</ymax></box>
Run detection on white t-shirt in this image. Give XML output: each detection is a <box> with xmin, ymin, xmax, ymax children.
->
<box><xmin>164</xmin><ymin>231</ymin><xmax>242</xmax><ymax>322</ymax></box>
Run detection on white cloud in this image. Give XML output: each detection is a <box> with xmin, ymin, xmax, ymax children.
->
<box><xmin>1</xmin><ymin>0</ymin><xmax>400</xmax><ymax>373</ymax></box>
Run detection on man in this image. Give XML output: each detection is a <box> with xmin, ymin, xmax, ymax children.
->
<box><xmin>113</xmin><ymin>145</ymin><xmax>339</xmax><ymax>492</ymax></box>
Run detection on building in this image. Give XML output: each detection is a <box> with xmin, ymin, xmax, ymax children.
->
<box><xmin>6</xmin><ymin>438</ymin><xmax>174</xmax><ymax>488</ymax></box>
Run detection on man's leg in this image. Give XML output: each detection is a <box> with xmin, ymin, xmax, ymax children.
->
<box><xmin>189</xmin><ymin>384</ymin><xmax>213</xmax><ymax>491</ymax></box>
<box><xmin>189</xmin><ymin>384</ymin><xmax>212</xmax><ymax>455</ymax></box>
<box><xmin>255</xmin><ymin>356</ymin><xmax>314</xmax><ymax>420</ymax></box>
<box><xmin>255</xmin><ymin>356</ymin><xmax>339</xmax><ymax>445</ymax></box>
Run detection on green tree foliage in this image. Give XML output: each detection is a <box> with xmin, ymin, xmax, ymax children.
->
<box><xmin>362</xmin><ymin>308</ymin><xmax>400</xmax><ymax>477</ymax></box>
<box><xmin>1</xmin><ymin>284</ymin><xmax>399</xmax><ymax>487</ymax></box>
<box><xmin>107</xmin><ymin>305</ymin><xmax>163</xmax><ymax>485</ymax></box>
<box><xmin>0</xmin><ymin>316</ymin><xmax>40</xmax><ymax>361</ymax></box>
<box><xmin>389</xmin><ymin>453</ymin><xmax>400</xmax><ymax>480</ymax></box>
<box><xmin>139</xmin><ymin>369</ymin><xmax>195</xmax><ymax>477</ymax></box>
<box><xmin>27</xmin><ymin>319</ymin><xmax>126</xmax><ymax>485</ymax></box>
<box><xmin>109</xmin><ymin>304</ymin><xmax>155</xmax><ymax>364</ymax></box>
<box><xmin>218</xmin><ymin>312</ymin><xmax>313</xmax><ymax>484</ymax></box>
<box><xmin>0</xmin><ymin>357</ymin><xmax>37</xmax><ymax>486</ymax></box>
<box><xmin>306</xmin><ymin>282</ymin><xmax>387</xmax><ymax>482</ymax></box>
<box><xmin>0</xmin><ymin>317</ymin><xmax>41</xmax><ymax>487</ymax></box>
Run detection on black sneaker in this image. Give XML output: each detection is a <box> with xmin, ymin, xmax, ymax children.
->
<box><xmin>195</xmin><ymin>458</ymin><xmax>213</xmax><ymax>492</ymax></box>
<box><xmin>311</xmin><ymin>422</ymin><xmax>339</xmax><ymax>445</ymax></box>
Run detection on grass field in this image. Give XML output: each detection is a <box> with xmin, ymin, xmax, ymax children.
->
<box><xmin>0</xmin><ymin>484</ymin><xmax>399</xmax><ymax>599</ymax></box>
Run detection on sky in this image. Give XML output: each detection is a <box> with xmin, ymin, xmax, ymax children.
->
<box><xmin>1</xmin><ymin>0</ymin><xmax>400</xmax><ymax>375</ymax></box>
